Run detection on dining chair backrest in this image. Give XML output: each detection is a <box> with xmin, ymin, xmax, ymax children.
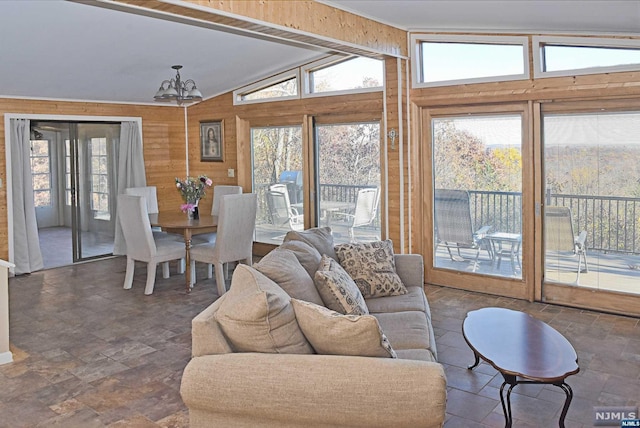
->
<box><xmin>117</xmin><ymin>194</ymin><xmax>156</xmax><ymax>260</ymax></box>
<box><xmin>352</xmin><ymin>188</ymin><xmax>380</xmax><ymax>228</ymax></box>
<box><xmin>211</xmin><ymin>185</ymin><xmax>243</xmax><ymax>216</ymax></box>
<box><xmin>214</xmin><ymin>193</ymin><xmax>257</xmax><ymax>263</ymax></box>
<box><xmin>124</xmin><ymin>186</ymin><xmax>159</xmax><ymax>214</ymax></box>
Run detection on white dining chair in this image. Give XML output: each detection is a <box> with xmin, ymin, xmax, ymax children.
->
<box><xmin>117</xmin><ymin>194</ymin><xmax>186</xmax><ymax>295</ymax></box>
<box><xmin>189</xmin><ymin>193</ymin><xmax>257</xmax><ymax>296</ymax></box>
<box><xmin>194</xmin><ymin>185</ymin><xmax>243</xmax><ymax>245</ymax></box>
<box><xmin>212</xmin><ymin>185</ymin><xmax>243</xmax><ymax>216</ymax></box>
<box><xmin>124</xmin><ymin>186</ymin><xmax>185</xmax><ymax>273</ymax></box>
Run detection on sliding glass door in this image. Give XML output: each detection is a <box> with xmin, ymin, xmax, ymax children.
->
<box><xmin>250</xmin><ymin>119</ymin><xmax>382</xmax><ymax>245</ymax></box>
<box><xmin>31</xmin><ymin>121</ymin><xmax>119</xmax><ymax>266</ymax></box>
<box><xmin>541</xmin><ymin>102</ymin><xmax>640</xmax><ymax>315</ymax></box>
<box><xmin>424</xmin><ymin>104</ymin><xmax>533</xmax><ymax>300</ymax></box>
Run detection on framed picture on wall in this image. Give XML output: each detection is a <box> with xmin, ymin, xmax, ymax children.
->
<box><xmin>200</xmin><ymin>120</ymin><xmax>224</xmax><ymax>162</ymax></box>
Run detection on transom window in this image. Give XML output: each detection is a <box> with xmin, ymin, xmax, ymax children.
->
<box><xmin>533</xmin><ymin>36</ymin><xmax>640</xmax><ymax>78</ymax></box>
<box><xmin>412</xmin><ymin>34</ymin><xmax>529</xmax><ymax>88</ymax></box>
<box><xmin>304</xmin><ymin>56</ymin><xmax>383</xmax><ymax>95</ymax></box>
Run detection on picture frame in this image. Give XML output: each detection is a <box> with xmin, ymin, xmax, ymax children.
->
<box><xmin>200</xmin><ymin>120</ymin><xmax>224</xmax><ymax>162</ymax></box>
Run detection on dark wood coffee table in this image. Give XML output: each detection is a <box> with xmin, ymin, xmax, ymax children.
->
<box><xmin>462</xmin><ymin>307</ymin><xmax>579</xmax><ymax>428</ymax></box>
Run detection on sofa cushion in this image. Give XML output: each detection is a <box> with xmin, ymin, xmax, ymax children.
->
<box><xmin>284</xmin><ymin>227</ymin><xmax>338</xmax><ymax>261</ymax></box>
<box><xmin>278</xmin><ymin>240</ymin><xmax>322</xmax><ymax>279</ymax></box>
<box><xmin>255</xmin><ymin>248</ymin><xmax>324</xmax><ymax>305</ymax></box>
<box><xmin>215</xmin><ymin>264</ymin><xmax>314</xmax><ymax>354</ymax></box>
<box><xmin>291</xmin><ymin>299</ymin><xmax>396</xmax><ymax>358</ymax></box>
<box><xmin>365</xmin><ymin>286</ymin><xmax>428</xmax><ymax>315</ymax></box>
<box><xmin>334</xmin><ymin>240</ymin><xmax>407</xmax><ymax>298</ymax></box>
<box><xmin>373</xmin><ymin>311</ymin><xmax>437</xmax><ymax>361</ymax></box>
<box><xmin>314</xmin><ymin>255</ymin><xmax>368</xmax><ymax>316</ymax></box>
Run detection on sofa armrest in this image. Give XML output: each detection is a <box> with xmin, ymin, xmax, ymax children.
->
<box><xmin>181</xmin><ymin>353</ymin><xmax>446</xmax><ymax>428</ymax></box>
<box><xmin>394</xmin><ymin>254</ymin><xmax>424</xmax><ymax>288</ymax></box>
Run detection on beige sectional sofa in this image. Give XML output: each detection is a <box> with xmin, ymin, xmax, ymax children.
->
<box><xmin>180</xmin><ymin>229</ymin><xmax>447</xmax><ymax>427</ymax></box>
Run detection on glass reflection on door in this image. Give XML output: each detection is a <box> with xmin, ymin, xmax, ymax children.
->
<box><xmin>251</xmin><ymin>126</ymin><xmax>303</xmax><ymax>244</ymax></box>
<box><xmin>432</xmin><ymin>114</ymin><xmax>523</xmax><ymax>278</ymax></box>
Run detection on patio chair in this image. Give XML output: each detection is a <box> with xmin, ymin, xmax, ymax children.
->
<box><xmin>117</xmin><ymin>194</ymin><xmax>186</xmax><ymax>295</ymax></box>
<box><xmin>333</xmin><ymin>187</ymin><xmax>380</xmax><ymax>242</ymax></box>
<box><xmin>433</xmin><ymin>189</ymin><xmax>491</xmax><ymax>269</ymax></box>
<box><xmin>266</xmin><ymin>184</ymin><xmax>303</xmax><ymax>231</ymax></box>
<box><xmin>544</xmin><ymin>206</ymin><xmax>588</xmax><ymax>283</ymax></box>
<box><xmin>190</xmin><ymin>193</ymin><xmax>257</xmax><ymax>295</ymax></box>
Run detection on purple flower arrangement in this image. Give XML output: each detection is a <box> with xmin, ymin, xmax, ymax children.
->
<box><xmin>175</xmin><ymin>175</ymin><xmax>213</xmax><ymax>213</ymax></box>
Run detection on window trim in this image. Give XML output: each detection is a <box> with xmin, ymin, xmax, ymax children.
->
<box><xmin>411</xmin><ymin>34</ymin><xmax>530</xmax><ymax>88</ymax></box>
<box><xmin>301</xmin><ymin>55</ymin><xmax>384</xmax><ymax>99</ymax></box>
<box><xmin>533</xmin><ymin>36</ymin><xmax>640</xmax><ymax>79</ymax></box>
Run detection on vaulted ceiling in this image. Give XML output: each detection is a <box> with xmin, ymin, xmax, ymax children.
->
<box><xmin>1</xmin><ymin>0</ymin><xmax>637</xmax><ymax>105</ymax></box>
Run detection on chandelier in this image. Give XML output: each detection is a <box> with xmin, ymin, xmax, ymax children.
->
<box><xmin>154</xmin><ymin>65</ymin><xmax>203</xmax><ymax>104</ymax></box>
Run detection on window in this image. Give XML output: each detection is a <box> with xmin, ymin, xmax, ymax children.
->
<box><xmin>90</xmin><ymin>137</ymin><xmax>110</xmax><ymax>220</ymax></box>
<box><xmin>412</xmin><ymin>34</ymin><xmax>529</xmax><ymax>87</ymax></box>
<box><xmin>65</xmin><ymin>140</ymin><xmax>72</xmax><ymax>205</ymax></box>
<box><xmin>303</xmin><ymin>56</ymin><xmax>383</xmax><ymax>96</ymax></box>
<box><xmin>533</xmin><ymin>36</ymin><xmax>640</xmax><ymax>78</ymax></box>
<box><xmin>234</xmin><ymin>70</ymin><xmax>299</xmax><ymax>105</ymax></box>
<box><xmin>30</xmin><ymin>139</ymin><xmax>52</xmax><ymax>207</ymax></box>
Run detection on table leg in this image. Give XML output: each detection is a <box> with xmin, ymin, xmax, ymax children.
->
<box><xmin>556</xmin><ymin>381</ymin><xmax>573</xmax><ymax>428</ymax></box>
<box><xmin>467</xmin><ymin>352</ymin><xmax>481</xmax><ymax>370</ymax></box>
<box><xmin>499</xmin><ymin>375</ymin><xmax>517</xmax><ymax>428</ymax></box>
<box><xmin>183</xmin><ymin>230</ymin><xmax>192</xmax><ymax>293</ymax></box>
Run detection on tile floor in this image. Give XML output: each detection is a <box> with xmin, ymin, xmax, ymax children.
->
<box><xmin>2</xmin><ymin>257</ymin><xmax>639</xmax><ymax>427</ymax></box>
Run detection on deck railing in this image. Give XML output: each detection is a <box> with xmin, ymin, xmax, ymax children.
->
<box><xmin>257</xmin><ymin>183</ymin><xmax>640</xmax><ymax>254</ymax></box>
<box><xmin>467</xmin><ymin>190</ymin><xmax>640</xmax><ymax>254</ymax></box>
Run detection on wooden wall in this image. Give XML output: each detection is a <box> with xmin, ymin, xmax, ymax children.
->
<box><xmin>0</xmin><ymin>99</ymin><xmax>185</xmax><ymax>260</ymax></box>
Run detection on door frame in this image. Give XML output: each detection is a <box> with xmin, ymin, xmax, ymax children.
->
<box><xmin>420</xmin><ymin>102</ymin><xmax>535</xmax><ymax>301</ymax></box>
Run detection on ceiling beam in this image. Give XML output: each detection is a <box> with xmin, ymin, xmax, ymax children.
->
<box><xmin>104</xmin><ymin>0</ymin><xmax>407</xmax><ymax>58</ymax></box>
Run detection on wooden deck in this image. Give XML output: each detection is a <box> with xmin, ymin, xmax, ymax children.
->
<box><xmin>434</xmin><ymin>245</ymin><xmax>640</xmax><ymax>295</ymax></box>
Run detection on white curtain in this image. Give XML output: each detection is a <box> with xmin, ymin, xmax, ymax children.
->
<box><xmin>10</xmin><ymin>119</ymin><xmax>44</xmax><ymax>274</ymax></box>
<box><xmin>113</xmin><ymin>121</ymin><xmax>147</xmax><ymax>255</ymax></box>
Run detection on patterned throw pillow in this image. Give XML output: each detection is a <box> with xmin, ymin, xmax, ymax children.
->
<box><xmin>291</xmin><ymin>299</ymin><xmax>397</xmax><ymax>358</ymax></box>
<box><xmin>334</xmin><ymin>240</ymin><xmax>407</xmax><ymax>298</ymax></box>
<box><xmin>313</xmin><ymin>255</ymin><xmax>369</xmax><ymax>316</ymax></box>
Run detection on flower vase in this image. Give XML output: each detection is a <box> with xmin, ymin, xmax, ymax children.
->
<box><xmin>193</xmin><ymin>202</ymin><xmax>199</xmax><ymax>220</ymax></box>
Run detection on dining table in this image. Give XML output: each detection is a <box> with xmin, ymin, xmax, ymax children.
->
<box><xmin>149</xmin><ymin>212</ymin><xmax>218</xmax><ymax>293</ymax></box>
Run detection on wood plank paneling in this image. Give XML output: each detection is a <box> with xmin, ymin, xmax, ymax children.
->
<box><xmin>113</xmin><ymin>0</ymin><xmax>407</xmax><ymax>57</ymax></box>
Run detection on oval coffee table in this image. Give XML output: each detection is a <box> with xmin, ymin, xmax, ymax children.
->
<box><xmin>462</xmin><ymin>307</ymin><xmax>579</xmax><ymax>428</ymax></box>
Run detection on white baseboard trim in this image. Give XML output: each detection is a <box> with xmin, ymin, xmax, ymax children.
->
<box><xmin>0</xmin><ymin>351</ymin><xmax>13</xmax><ymax>365</ymax></box>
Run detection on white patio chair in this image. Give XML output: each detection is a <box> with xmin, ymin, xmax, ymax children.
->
<box><xmin>189</xmin><ymin>193</ymin><xmax>257</xmax><ymax>295</ymax></box>
<box><xmin>544</xmin><ymin>205</ymin><xmax>588</xmax><ymax>283</ymax></box>
<box><xmin>266</xmin><ymin>184</ymin><xmax>303</xmax><ymax>231</ymax></box>
<box><xmin>117</xmin><ymin>194</ymin><xmax>186</xmax><ymax>295</ymax></box>
<box><xmin>333</xmin><ymin>187</ymin><xmax>380</xmax><ymax>242</ymax></box>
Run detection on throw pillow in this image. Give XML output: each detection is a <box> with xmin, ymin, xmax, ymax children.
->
<box><xmin>214</xmin><ymin>264</ymin><xmax>314</xmax><ymax>354</ymax></box>
<box><xmin>313</xmin><ymin>255</ymin><xmax>368</xmax><ymax>316</ymax></box>
<box><xmin>291</xmin><ymin>299</ymin><xmax>397</xmax><ymax>358</ymax></box>
<box><xmin>284</xmin><ymin>227</ymin><xmax>338</xmax><ymax>261</ymax></box>
<box><xmin>254</xmin><ymin>248</ymin><xmax>324</xmax><ymax>306</ymax></box>
<box><xmin>278</xmin><ymin>240</ymin><xmax>322</xmax><ymax>279</ymax></box>
<box><xmin>335</xmin><ymin>240</ymin><xmax>407</xmax><ymax>298</ymax></box>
